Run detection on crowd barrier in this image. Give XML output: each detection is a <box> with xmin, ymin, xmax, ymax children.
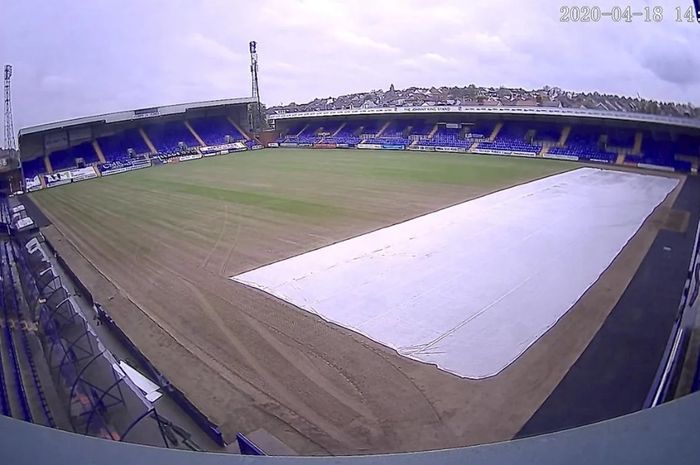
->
<box><xmin>637</xmin><ymin>163</ymin><xmax>676</xmax><ymax>172</ymax></box>
<box><xmin>381</xmin><ymin>144</ymin><xmax>405</xmax><ymax>150</ymax></box>
<box><xmin>434</xmin><ymin>146</ymin><xmax>468</xmax><ymax>153</ymax></box>
<box><xmin>472</xmin><ymin>148</ymin><xmax>538</xmax><ymax>158</ymax></box>
<box><xmin>544</xmin><ymin>153</ymin><xmax>580</xmax><ymax>161</ymax></box>
<box><xmin>100</xmin><ymin>160</ymin><xmax>152</xmax><ymax>176</ymax></box>
<box><xmin>44</xmin><ymin>167</ymin><xmax>99</xmax><ymax>188</ymax></box>
<box><xmin>178</xmin><ymin>154</ymin><xmax>203</xmax><ymax>162</ymax></box>
<box><xmin>199</xmin><ymin>142</ymin><xmax>247</xmax><ymax>155</ymax></box>
<box><xmin>356</xmin><ymin>143</ymin><xmax>382</xmax><ymax>150</ymax></box>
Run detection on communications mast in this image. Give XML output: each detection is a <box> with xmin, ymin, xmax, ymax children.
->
<box><xmin>249</xmin><ymin>41</ymin><xmax>262</xmax><ymax>133</ymax></box>
<box><xmin>4</xmin><ymin>64</ymin><xmax>16</xmax><ymax>150</ymax></box>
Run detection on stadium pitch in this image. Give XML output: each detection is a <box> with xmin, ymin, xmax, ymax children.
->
<box><xmin>29</xmin><ymin>149</ymin><xmax>683</xmax><ymax>454</ymax></box>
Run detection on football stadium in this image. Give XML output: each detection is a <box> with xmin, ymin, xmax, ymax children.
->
<box><xmin>2</xmin><ymin>6</ymin><xmax>700</xmax><ymax>464</ymax></box>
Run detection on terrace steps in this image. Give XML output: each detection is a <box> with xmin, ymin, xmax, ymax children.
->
<box><xmin>428</xmin><ymin>124</ymin><xmax>439</xmax><ymax>138</ymax></box>
<box><xmin>294</xmin><ymin>123</ymin><xmax>309</xmax><ymax>138</ymax></box>
<box><xmin>615</xmin><ymin>152</ymin><xmax>627</xmax><ymax>165</ymax></box>
<box><xmin>558</xmin><ymin>126</ymin><xmax>571</xmax><ymax>146</ymax></box>
<box><xmin>489</xmin><ymin>122</ymin><xmax>503</xmax><ymax>141</ymax></box>
<box><xmin>228</xmin><ymin>117</ymin><xmax>251</xmax><ymax>140</ymax></box>
<box><xmin>332</xmin><ymin>123</ymin><xmax>346</xmax><ymax>137</ymax></box>
<box><xmin>43</xmin><ymin>156</ymin><xmax>53</xmax><ymax>174</ymax></box>
<box><xmin>375</xmin><ymin>121</ymin><xmax>392</xmax><ymax>137</ymax></box>
<box><xmin>92</xmin><ymin>141</ymin><xmax>106</xmax><ymax>164</ymax></box>
<box><xmin>632</xmin><ymin>131</ymin><xmax>644</xmax><ymax>155</ymax></box>
<box><xmin>469</xmin><ymin>141</ymin><xmax>480</xmax><ymax>152</ymax></box>
<box><xmin>226</xmin><ymin>116</ymin><xmax>250</xmax><ymax>140</ymax></box>
<box><xmin>184</xmin><ymin>121</ymin><xmax>206</xmax><ymax>147</ymax></box>
<box><xmin>139</xmin><ymin>128</ymin><xmax>157</xmax><ymax>154</ymax></box>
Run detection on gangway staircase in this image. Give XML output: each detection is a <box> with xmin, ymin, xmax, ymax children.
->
<box><xmin>184</xmin><ymin>121</ymin><xmax>206</xmax><ymax>147</ymax></box>
<box><xmin>489</xmin><ymin>122</ymin><xmax>503</xmax><ymax>141</ymax></box>
<box><xmin>92</xmin><ymin>141</ymin><xmax>106</xmax><ymax>163</ymax></box>
<box><xmin>139</xmin><ymin>128</ymin><xmax>157</xmax><ymax>154</ymax></box>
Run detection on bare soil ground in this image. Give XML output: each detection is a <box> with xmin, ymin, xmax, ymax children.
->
<box><xmin>31</xmin><ymin>150</ymin><xmax>684</xmax><ymax>454</ymax></box>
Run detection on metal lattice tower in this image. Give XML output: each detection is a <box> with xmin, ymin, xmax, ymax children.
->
<box><xmin>4</xmin><ymin>64</ymin><xmax>17</xmax><ymax>151</ymax></box>
<box><xmin>249</xmin><ymin>41</ymin><xmax>262</xmax><ymax>132</ymax></box>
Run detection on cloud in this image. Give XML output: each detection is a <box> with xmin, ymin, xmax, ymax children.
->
<box><xmin>639</xmin><ymin>38</ymin><xmax>700</xmax><ymax>86</ymax></box>
<box><xmin>333</xmin><ymin>30</ymin><xmax>400</xmax><ymax>54</ymax></box>
<box><xmin>421</xmin><ymin>53</ymin><xmax>456</xmax><ymax>65</ymax></box>
<box><xmin>40</xmin><ymin>74</ymin><xmax>78</xmax><ymax>92</ymax></box>
<box><xmin>1</xmin><ymin>0</ymin><xmax>700</xmax><ymax>130</ymax></box>
<box><xmin>185</xmin><ymin>33</ymin><xmax>244</xmax><ymax>63</ymax></box>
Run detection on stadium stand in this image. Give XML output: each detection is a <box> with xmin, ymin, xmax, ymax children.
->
<box><xmin>548</xmin><ymin>126</ymin><xmax>617</xmax><ymax>162</ymax></box>
<box><xmin>477</xmin><ymin>122</ymin><xmax>541</xmax><ymax>153</ymax></box>
<box><xmin>364</xmin><ymin>121</ymin><xmax>411</xmax><ymax>145</ymax></box>
<box><xmin>316</xmin><ymin>121</ymin><xmax>343</xmax><ymax>138</ymax></box>
<box><xmin>420</xmin><ymin>124</ymin><xmax>472</xmax><ymax>148</ymax></box>
<box><xmin>633</xmin><ymin>132</ymin><xmax>692</xmax><ymax>172</ymax></box>
<box><xmin>605</xmin><ymin>129</ymin><xmax>636</xmax><ymax>149</ymax></box>
<box><xmin>189</xmin><ymin>117</ymin><xmax>244</xmax><ymax>146</ymax></box>
<box><xmin>145</xmin><ymin>121</ymin><xmax>201</xmax><ymax>154</ymax></box>
<box><xmin>357</xmin><ymin>119</ymin><xmax>381</xmax><ymax>138</ymax></box>
<box><xmin>0</xmin><ymin>234</ymin><xmax>55</xmax><ymax>428</ymax></box>
<box><xmin>530</xmin><ymin>122</ymin><xmax>561</xmax><ymax>143</ymax></box>
<box><xmin>49</xmin><ymin>142</ymin><xmax>99</xmax><ymax>171</ymax></box>
<box><xmin>409</xmin><ymin>120</ymin><xmax>435</xmax><ymax>137</ymax></box>
<box><xmin>22</xmin><ymin>158</ymin><xmax>45</xmax><ymax>178</ymax></box>
<box><xmin>677</xmin><ymin>135</ymin><xmax>700</xmax><ymax>156</ymax></box>
<box><xmin>97</xmin><ymin>128</ymin><xmax>151</xmax><ymax>162</ymax></box>
<box><xmin>326</xmin><ymin>120</ymin><xmax>363</xmax><ymax>145</ymax></box>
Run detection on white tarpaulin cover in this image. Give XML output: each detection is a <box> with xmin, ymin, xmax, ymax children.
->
<box><xmin>233</xmin><ymin>168</ymin><xmax>678</xmax><ymax>378</ymax></box>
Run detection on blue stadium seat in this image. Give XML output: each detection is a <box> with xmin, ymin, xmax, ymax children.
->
<box><xmin>97</xmin><ymin>129</ymin><xmax>151</xmax><ymax>162</ymax></box>
<box><xmin>22</xmin><ymin>158</ymin><xmax>45</xmax><ymax>178</ymax></box>
<box><xmin>189</xmin><ymin>117</ymin><xmax>243</xmax><ymax>146</ymax></box>
<box><xmin>49</xmin><ymin>141</ymin><xmax>99</xmax><ymax>171</ymax></box>
<box><xmin>145</xmin><ymin>121</ymin><xmax>200</xmax><ymax>154</ymax></box>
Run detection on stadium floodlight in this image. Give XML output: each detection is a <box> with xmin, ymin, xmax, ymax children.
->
<box><xmin>3</xmin><ymin>64</ymin><xmax>16</xmax><ymax>151</ymax></box>
<box><xmin>249</xmin><ymin>41</ymin><xmax>262</xmax><ymax>133</ymax></box>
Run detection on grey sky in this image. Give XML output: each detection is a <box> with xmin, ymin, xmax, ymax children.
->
<box><xmin>2</xmin><ymin>0</ymin><xmax>699</xmax><ymax>130</ymax></box>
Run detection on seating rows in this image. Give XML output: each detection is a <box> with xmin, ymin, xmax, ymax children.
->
<box><xmin>49</xmin><ymin>142</ymin><xmax>99</xmax><ymax>171</ymax></box>
<box><xmin>478</xmin><ymin>137</ymin><xmax>541</xmax><ymax>153</ymax></box>
<box><xmin>420</xmin><ymin>126</ymin><xmax>473</xmax><ymax>148</ymax></box>
<box><xmin>22</xmin><ymin>158</ymin><xmax>45</xmax><ymax>179</ymax></box>
<box><xmin>145</xmin><ymin>121</ymin><xmax>200</xmax><ymax>154</ymax></box>
<box><xmin>188</xmin><ymin>117</ymin><xmax>243</xmax><ymax>146</ymax></box>
<box><xmin>0</xmin><ymin>237</ymin><xmax>33</xmax><ymax>423</ymax></box>
<box><xmin>0</xmin><ymin>342</ymin><xmax>8</xmax><ymax>416</ymax></box>
<box><xmin>2</xmin><ymin>237</ymin><xmax>56</xmax><ymax>428</ymax></box>
<box><xmin>531</xmin><ymin>123</ymin><xmax>561</xmax><ymax>142</ymax></box>
<box><xmin>606</xmin><ymin>129</ymin><xmax>636</xmax><ymax>148</ymax></box>
<box><xmin>634</xmin><ymin>134</ymin><xmax>693</xmax><ymax>171</ymax></box>
<box><xmin>21</xmin><ymin>118</ymin><xmax>700</xmax><ymax>176</ymax></box>
<box><xmin>409</xmin><ymin>120</ymin><xmax>434</xmax><ymax>136</ymax></box>
<box><xmin>97</xmin><ymin>128</ymin><xmax>151</xmax><ymax>163</ymax></box>
<box><xmin>548</xmin><ymin>126</ymin><xmax>617</xmax><ymax>161</ymax></box>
